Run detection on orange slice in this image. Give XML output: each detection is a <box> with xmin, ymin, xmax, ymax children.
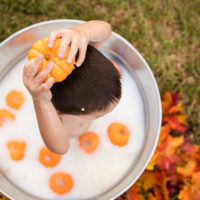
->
<box><xmin>0</xmin><ymin>109</ymin><xmax>15</xmax><ymax>127</ymax></box>
<box><xmin>39</xmin><ymin>146</ymin><xmax>61</xmax><ymax>168</ymax></box>
<box><xmin>78</xmin><ymin>131</ymin><xmax>99</xmax><ymax>153</ymax></box>
<box><xmin>6</xmin><ymin>90</ymin><xmax>24</xmax><ymax>110</ymax></box>
<box><xmin>49</xmin><ymin>172</ymin><xmax>74</xmax><ymax>195</ymax></box>
<box><xmin>107</xmin><ymin>122</ymin><xmax>130</xmax><ymax>146</ymax></box>
<box><xmin>7</xmin><ymin>140</ymin><xmax>26</xmax><ymax>161</ymax></box>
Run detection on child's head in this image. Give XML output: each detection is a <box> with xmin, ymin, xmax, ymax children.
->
<box><xmin>50</xmin><ymin>45</ymin><xmax>122</xmax><ymax>119</ymax></box>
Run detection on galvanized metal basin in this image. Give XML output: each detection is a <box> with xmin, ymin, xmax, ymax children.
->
<box><xmin>0</xmin><ymin>19</ymin><xmax>162</xmax><ymax>200</ymax></box>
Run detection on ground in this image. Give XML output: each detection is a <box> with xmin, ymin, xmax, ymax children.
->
<box><xmin>0</xmin><ymin>0</ymin><xmax>199</xmax><ymax>144</ymax></box>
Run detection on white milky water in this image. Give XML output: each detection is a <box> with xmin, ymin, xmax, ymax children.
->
<box><xmin>0</xmin><ymin>56</ymin><xmax>145</xmax><ymax>199</ymax></box>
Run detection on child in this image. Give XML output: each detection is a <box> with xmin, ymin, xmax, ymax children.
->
<box><xmin>23</xmin><ymin>20</ymin><xmax>122</xmax><ymax>155</ymax></box>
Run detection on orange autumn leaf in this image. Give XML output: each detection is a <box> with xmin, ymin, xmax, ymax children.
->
<box><xmin>139</xmin><ymin>171</ymin><xmax>158</xmax><ymax>191</ymax></box>
<box><xmin>146</xmin><ymin>126</ymin><xmax>181</xmax><ymax>171</ymax></box>
<box><xmin>192</xmin><ymin>172</ymin><xmax>200</xmax><ymax>189</ymax></box>
<box><xmin>174</xmin><ymin>114</ymin><xmax>188</xmax><ymax>126</ymax></box>
<box><xmin>178</xmin><ymin>185</ymin><xmax>193</xmax><ymax>200</ymax></box>
<box><xmin>136</xmin><ymin>171</ymin><xmax>169</xmax><ymax>200</ymax></box>
<box><xmin>162</xmin><ymin>92</ymin><xmax>173</xmax><ymax>113</ymax></box>
<box><xmin>167</xmin><ymin>102</ymin><xmax>183</xmax><ymax>114</ymax></box>
<box><xmin>166</xmin><ymin>135</ymin><xmax>184</xmax><ymax>154</ymax></box>
<box><xmin>157</xmin><ymin>125</ymin><xmax>171</xmax><ymax>150</ymax></box>
<box><xmin>154</xmin><ymin>135</ymin><xmax>183</xmax><ymax>172</ymax></box>
<box><xmin>177</xmin><ymin>160</ymin><xmax>196</xmax><ymax>177</ymax></box>
<box><xmin>126</xmin><ymin>184</ymin><xmax>144</xmax><ymax>200</ymax></box>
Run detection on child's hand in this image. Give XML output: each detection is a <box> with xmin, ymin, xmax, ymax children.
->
<box><xmin>23</xmin><ymin>54</ymin><xmax>55</xmax><ymax>103</ymax></box>
<box><xmin>47</xmin><ymin>28</ymin><xmax>89</xmax><ymax>67</ymax></box>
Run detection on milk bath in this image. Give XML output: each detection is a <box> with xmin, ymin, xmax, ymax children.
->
<box><xmin>0</xmin><ymin>55</ymin><xmax>145</xmax><ymax>199</ymax></box>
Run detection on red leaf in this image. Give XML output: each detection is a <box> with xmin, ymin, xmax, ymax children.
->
<box><xmin>171</xmin><ymin>93</ymin><xmax>179</xmax><ymax>106</ymax></box>
<box><xmin>126</xmin><ymin>184</ymin><xmax>143</xmax><ymax>200</ymax></box>
<box><xmin>163</xmin><ymin>116</ymin><xmax>188</xmax><ymax>133</ymax></box>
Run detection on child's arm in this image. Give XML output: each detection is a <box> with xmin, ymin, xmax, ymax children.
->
<box><xmin>47</xmin><ymin>20</ymin><xmax>111</xmax><ymax>67</ymax></box>
<box><xmin>74</xmin><ymin>20</ymin><xmax>112</xmax><ymax>49</ymax></box>
<box><xmin>23</xmin><ymin>55</ymin><xmax>70</xmax><ymax>155</ymax></box>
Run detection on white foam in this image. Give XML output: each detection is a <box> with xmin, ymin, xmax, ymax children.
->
<box><xmin>0</xmin><ymin>56</ymin><xmax>145</xmax><ymax>199</ymax></box>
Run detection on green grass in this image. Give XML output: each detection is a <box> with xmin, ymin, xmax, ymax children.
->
<box><xmin>0</xmin><ymin>0</ymin><xmax>199</xmax><ymax>144</ymax></box>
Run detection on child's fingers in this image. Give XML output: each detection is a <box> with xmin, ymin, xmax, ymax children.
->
<box><xmin>41</xmin><ymin>77</ymin><xmax>54</xmax><ymax>90</ymax></box>
<box><xmin>75</xmin><ymin>45</ymin><xmax>87</xmax><ymax>67</ymax></box>
<box><xmin>33</xmin><ymin>61</ymin><xmax>54</xmax><ymax>87</ymax></box>
<box><xmin>22</xmin><ymin>61</ymin><xmax>32</xmax><ymax>86</ymax></box>
<box><xmin>67</xmin><ymin>37</ymin><xmax>79</xmax><ymax>64</ymax></box>
<box><xmin>57</xmin><ymin>35</ymin><xmax>71</xmax><ymax>59</ymax></box>
<box><xmin>24</xmin><ymin>54</ymin><xmax>43</xmax><ymax>80</ymax></box>
<box><xmin>48</xmin><ymin>30</ymin><xmax>64</xmax><ymax>48</ymax></box>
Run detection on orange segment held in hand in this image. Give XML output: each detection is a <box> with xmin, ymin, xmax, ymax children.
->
<box><xmin>6</xmin><ymin>90</ymin><xmax>25</xmax><ymax>110</ymax></box>
<box><xmin>39</xmin><ymin>146</ymin><xmax>61</xmax><ymax>168</ymax></box>
<box><xmin>79</xmin><ymin>131</ymin><xmax>99</xmax><ymax>153</ymax></box>
<box><xmin>49</xmin><ymin>172</ymin><xmax>74</xmax><ymax>195</ymax></box>
<box><xmin>107</xmin><ymin>122</ymin><xmax>130</xmax><ymax>146</ymax></box>
<box><xmin>0</xmin><ymin>109</ymin><xmax>15</xmax><ymax>127</ymax></box>
<box><xmin>7</xmin><ymin>139</ymin><xmax>26</xmax><ymax>161</ymax></box>
<box><xmin>28</xmin><ymin>37</ymin><xmax>75</xmax><ymax>83</ymax></box>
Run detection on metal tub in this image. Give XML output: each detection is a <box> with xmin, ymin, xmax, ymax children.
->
<box><xmin>0</xmin><ymin>19</ymin><xmax>162</xmax><ymax>200</ymax></box>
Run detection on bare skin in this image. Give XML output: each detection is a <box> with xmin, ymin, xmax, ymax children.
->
<box><xmin>23</xmin><ymin>20</ymin><xmax>121</xmax><ymax>155</ymax></box>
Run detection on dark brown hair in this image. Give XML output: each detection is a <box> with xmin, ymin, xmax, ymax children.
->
<box><xmin>50</xmin><ymin>45</ymin><xmax>121</xmax><ymax>115</ymax></box>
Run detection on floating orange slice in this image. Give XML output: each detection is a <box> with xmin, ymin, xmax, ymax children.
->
<box><xmin>0</xmin><ymin>109</ymin><xmax>15</xmax><ymax>127</ymax></box>
<box><xmin>49</xmin><ymin>172</ymin><xmax>74</xmax><ymax>195</ymax></box>
<box><xmin>39</xmin><ymin>146</ymin><xmax>61</xmax><ymax>168</ymax></box>
<box><xmin>78</xmin><ymin>131</ymin><xmax>99</xmax><ymax>153</ymax></box>
<box><xmin>107</xmin><ymin>122</ymin><xmax>130</xmax><ymax>146</ymax></box>
<box><xmin>7</xmin><ymin>140</ymin><xmax>26</xmax><ymax>161</ymax></box>
<box><xmin>6</xmin><ymin>90</ymin><xmax>24</xmax><ymax>110</ymax></box>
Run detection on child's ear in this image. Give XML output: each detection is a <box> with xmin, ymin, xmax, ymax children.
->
<box><xmin>56</xmin><ymin>110</ymin><xmax>63</xmax><ymax>116</ymax></box>
<box><xmin>110</xmin><ymin>60</ymin><xmax>122</xmax><ymax>77</ymax></box>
